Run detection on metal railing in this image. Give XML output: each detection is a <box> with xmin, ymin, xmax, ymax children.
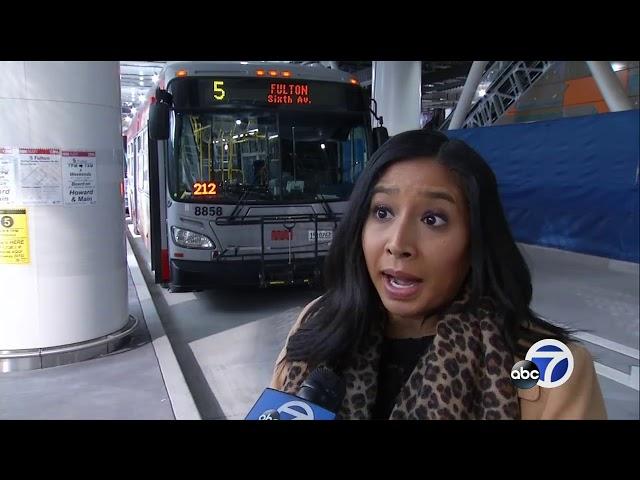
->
<box><xmin>441</xmin><ymin>61</ymin><xmax>554</xmax><ymax>129</ymax></box>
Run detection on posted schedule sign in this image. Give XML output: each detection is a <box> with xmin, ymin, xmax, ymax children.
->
<box><xmin>0</xmin><ymin>208</ymin><xmax>30</xmax><ymax>264</ymax></box>
<box><xmin>62</xmin><ymin>150</ymin><xmax>97</xmax><ymax>205</ymax></box>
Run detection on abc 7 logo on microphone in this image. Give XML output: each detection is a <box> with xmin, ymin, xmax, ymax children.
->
<box><xmin>511</xmin><ymin>339</ymin><xmax>574</xmax><ymax>389</ymax></box>
<box><xmin>258</xmin><ymin>401</ymin><xmax>315</xmax><ymax>420</ymax></box>
<box><xmin>258</xmin><ymin>409</ymin><xmax>280</xmax><ymax>420</ymax></box>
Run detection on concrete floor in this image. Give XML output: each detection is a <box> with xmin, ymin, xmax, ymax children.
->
<box><xmin>128</xmin><ymin>228</ymin><xmax>318</xmax><ymax>419</ymax></box>
<box><xmin>524</xmin><ymin>243</ymin><xmax>639</xmax><ymax>349</ymax></box>
<box><xmin>0</xmin><ymin>269</ymin><xmax>175</xmax><ymax>420</ymax></box>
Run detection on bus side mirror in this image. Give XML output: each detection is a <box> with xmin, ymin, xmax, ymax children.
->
<box><xmin>149</xmin><ymin>89</ymin><xmax>172</xmax><ymax>140</ymax></box>
<box><xmin>372</xmin><ymin>126</ymin><xmax>389</xmax><ymax>151</ymax></box>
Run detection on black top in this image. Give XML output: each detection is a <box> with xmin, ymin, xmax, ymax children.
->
<box><xmin>372</xmin><ymin>335</ymin><xmax>435</xmax><ymax>419</ymax></box>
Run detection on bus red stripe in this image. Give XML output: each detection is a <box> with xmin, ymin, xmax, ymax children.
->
<box><xmin>161</xmin><ymin>249</ymin><xmax>170</xmax><ymax>282</ymax></box>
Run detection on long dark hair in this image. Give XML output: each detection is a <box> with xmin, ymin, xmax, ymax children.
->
<box><xmin>286</xmin><ymin>129</ymin><xmax>572</xmax><ymax>368</ymax></box>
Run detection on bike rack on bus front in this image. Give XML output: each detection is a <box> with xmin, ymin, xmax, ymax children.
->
<box><xmin>213</xmin><ymin>212</ymin><xmax>342</xmax><ymax>287</ymax></box>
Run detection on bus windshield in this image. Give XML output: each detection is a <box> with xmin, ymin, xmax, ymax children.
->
<box><xmin>169</xmin><ymin>110</ymin><xmax>369</xmax><ymax>203</ymax></box>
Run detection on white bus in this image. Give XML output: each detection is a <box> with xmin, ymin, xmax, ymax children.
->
<box><xmin>126</xmin><ymin>61</ymin><xmax>386</xmax><ymax>291</ymax></box>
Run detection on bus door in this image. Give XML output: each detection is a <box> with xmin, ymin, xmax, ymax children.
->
<box><xmin>129</xmin><ymin>139</ymin><xmax>140</xmax><ymax>233</ymax></box>
<box><xmin>148</xmin><ymin>133</ymin><xmax>169</xmax><ymax>284</ymax></box>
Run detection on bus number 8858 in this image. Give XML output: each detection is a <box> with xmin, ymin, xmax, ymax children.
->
<box><xmin>194</xmin><ymin>206</ymin><xmax>223</xmax><ymax>216</ymax></box>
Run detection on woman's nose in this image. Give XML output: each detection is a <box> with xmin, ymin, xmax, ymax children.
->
<box><xmin>385</xmin><ymin>220</ymin><xmax>417</xmax><ymax>259</ymax></box>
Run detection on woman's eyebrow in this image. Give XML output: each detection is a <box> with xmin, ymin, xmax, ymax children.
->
<box><xmin>372</xmin><ymin>185</ymin><xmax>456</xmax><ymax>204</ymax></box>
<box><xmin>371</xmin><ymin>185</ymin><xmax>399</xmax><ymax>195</ymax></box>
<box><xmin>420</xmin><ymin>190</ymin><xmax>456</xmax><ymax>204</ymax></box>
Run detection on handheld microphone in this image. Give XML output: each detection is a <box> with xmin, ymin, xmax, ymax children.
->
<box><xmin>245</xmin><ymin>367</ymin><xmax>346</xmax><ymax>420</ymax></box>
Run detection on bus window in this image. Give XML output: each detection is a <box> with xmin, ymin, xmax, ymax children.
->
<box><xmin>137</xmin><ymin>135</ymin><xmax>144</xmax><ymax>193</ymax></box>
<box><xmin>169</xmin><ymin>110</ymin><xmax>369</xmax><ymax>204</ymax></box>
<box><xmin>348</xmin><ymin>125</ymin><xmax>368</xmax><ymax>182</ymax></box>
<box><xmin>141</xmin><ymin>128</ymin><xmax>149</xmax><ymax>193</ymax></box>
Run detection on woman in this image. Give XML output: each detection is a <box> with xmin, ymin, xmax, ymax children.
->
<box><xmin>270</xmin><ymin>129</ymin><xmax>606</xmax><ymax>420</ymax></box>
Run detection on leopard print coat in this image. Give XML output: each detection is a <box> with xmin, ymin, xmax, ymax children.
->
<box><xmin>279</xmin><ymin>288</ymin><xmax>521</xmax><ymax>420</ymax></box>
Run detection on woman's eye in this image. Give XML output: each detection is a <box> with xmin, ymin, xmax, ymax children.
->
<box><xmin>373</xmin><ymin>206</ymin><xmax>391</xmax><ymax>219</ymax></box>
<box><xmin>423</xmin><ymin>214</ymin><xmax>447</xmax><ymax>226</ymax></box>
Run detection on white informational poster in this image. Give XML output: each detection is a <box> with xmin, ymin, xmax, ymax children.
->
<box><xmin>0</xmin><ymin>147</ymin><xmax>18</xmax><ymax>205</ymax></box>
<box><xmin>62</xmin><ymin>150</ymin><xmax>97</xmax><ymax>205</ymax></box>
<box><xmin>18</xmin><ymin>148</ymin><xmax>63</xmax><ymax>205</ymax></box>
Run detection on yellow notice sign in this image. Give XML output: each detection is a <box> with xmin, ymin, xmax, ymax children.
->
<box><xmin>0</xmin><ymin>208</ymin><xmax>30</xmax><ymax>264</ymax></box>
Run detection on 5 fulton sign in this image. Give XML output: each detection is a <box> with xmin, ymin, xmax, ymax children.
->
<box><xmin>62</xmin><ymin>151</ymin><xmax>96</xmax><ymax>205</ymax></box>
<box><xmin>0</xmin><ymin>208</ymin><xmax>30</xmax><ymax>264</ymax></box>
<box><xmin>267</xmin><ymin>83</ymin><xmax>312</xmax><ymax>105</ymax></box>
<box><xmin>0</xmin><ymin>148</ymin><xmax>17</xmax><ymax>204</ymax></box>
<box><xmin>511</xmin><ymin>339</ymin><xmax>575</xmax><ymax>389</ymax></box>
<box><xmin>0</xmin><ymin>147</ymin><xmax>97</xmax><ymax>206</ymax></box>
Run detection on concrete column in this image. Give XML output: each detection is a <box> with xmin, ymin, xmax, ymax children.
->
<box><xmin>372</xmin><ymin>61</ymin><xmax>422</xmax><ymax>135</ymax></box>
<box><xmin>0</xmin><ymin>62</ymin><xmax>127</xmax><ymax>361</ymax></box>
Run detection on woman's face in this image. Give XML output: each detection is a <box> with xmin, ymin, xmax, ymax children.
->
<box><xmin>362</xmin><ymin>157</ymin><xmax>471</xmax><ymax>322</ymax></box>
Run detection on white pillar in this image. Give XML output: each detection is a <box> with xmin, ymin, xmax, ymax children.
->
<box><xmin>0</xmin><ymin>62</ymin><xmax>127</xmax><ymax>353</ymax></box>
<box><xmin>372</xmin><ymin>61</ymin><xmax>422</xmax><ymax>136</ymax></box>
<box><xmin>448</xmin><ymin>61</ymin><xmax>489</xmax><ymax>130</ymax></box>
<box><xmin>586</xmin><ymin>61</ymin><xmax>632</xmax><ymax>112</ymax></box>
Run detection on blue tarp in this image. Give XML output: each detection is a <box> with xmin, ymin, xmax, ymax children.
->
<box><xmin>447</xmin><ymin>111</ymin><xmax>639</xmax><ymax>263</ymax></box>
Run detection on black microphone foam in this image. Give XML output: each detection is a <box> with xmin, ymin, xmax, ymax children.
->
<box><xmin>296</xmin><ymin>366</ymin><xmax>346</xmax><ymax>413</ymax></box>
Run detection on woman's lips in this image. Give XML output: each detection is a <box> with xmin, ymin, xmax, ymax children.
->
<box><xmin>381</xmin><ymin>269</ymin><xmax>422</xmax><ymax>282</ymax></box>
<box><xmin>381</xmin><ymin>272</ymin><xmax>422</xmax><ymax>300</ymax></box>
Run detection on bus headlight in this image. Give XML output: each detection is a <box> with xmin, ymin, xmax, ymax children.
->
<box><xmin>171</xmin><ymin>227</ymin><xmax>215</xmax><ymax>249</ymax></box>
